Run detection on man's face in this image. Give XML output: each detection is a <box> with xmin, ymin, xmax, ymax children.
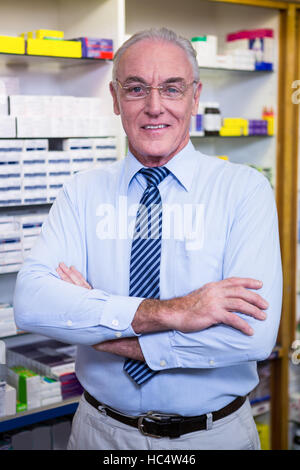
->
<box><xmin>110</xmin><ymin>39</ymin><xmax>202</xmax><ymax>166</ymax></box>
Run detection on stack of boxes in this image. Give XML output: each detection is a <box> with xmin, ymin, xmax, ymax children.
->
<box><xmin>0</xmin><ymin>35</ymin><xmax>25</xmax><ymax>55</ymax></box>
<box><xmin>0</xmin><ymin>93</ymin><xmax>119</xmax><ymax>138</ymax></box>
<box><xmin>47</xmin><ymin>151</ymin><xmax>71</xmax><ymax>203</ymax></box>
<box><xmin>23</xmin><ymin>29</ymin><xmax>81</xmax><ymax>59</ymax></box>
<box><xmin>39</xmin><ymin>376</ymin><xmax>62</xmax><ymax>407</ymax></box>
<box><xmin>0</xmin><ymin>215</ymin><xmax>22</xmax><ymax>274</ymax></box>
<box><xmin>6</xmin><ymin>366</ymin><xmax>62</xmax><ymax>413</ymax></box>
<box><xmin>216</xmin><ymin>49</ymin><xmax>255</xmax><ymax>71</ymax></box>
<box><xmin>7</xmin><ymin>94</ymin><xmax>118</xmax><ymax>138</ymax></box>
<box><xmin>0</xmin><ymin>29</ymin><xmax>113</xmax><ymax>60</ymax></box>
<box><xmin>0</xmin><ymin>211</ymin><xmax>46</xmax><ymax>276</ymax></box>
<box><xmin>93</xmin><ymin>137</ymin><xmax>119</xmax><ymax>167</ymax></box>
<box><xmin>248</xmin><ymin>119</ymin><xmax>268</xmax><ymax>136</ymax></box>
<box><xmin>191</xmin><ymin>29</ymin><xmax>274</xmax><ymax>70</ymax></box>
<box><xmin>4</xmin><ymin>339</ymin><xmax>81</xmax><ymax>414</ymax></box>
<box><xmin>72</xmin><ymin>37</ymin><xmax>113</xmax><ymax>60</ymax></box>
<box><xmin>21</xmin><ymin>140</ymin><xmax>48</xmax><ymax>204</ymax></box>
<box><xmin>220</xmin><ymin>111</ymin><xmax>274</xmax><ymax>137</ymax></box>
<box><xmin>191</xmin><ymin>105</ymin><xmax>274</xmax><ymax>137</ymax></box>
<box><xmin>2</xmin><ymin>384</ymin><xmax>16</xmax><ymax>417</ymax></box>
<box><xmin>191</xmin><ymin>35</ymin><xmax>218</xmax><ymax>68</ymax></box>
<box><xmin>20</xmin><ymin>213</ymin><xmax>48</xmax><ymax>259</ymax></box>
<box><xmin>225</xmin><ymin>29</ymin><xmax>274</xmax><ymax>71</ymax></box>
<box><xmin>0</xmin><ymin>369</ymin><xmax>16</xmax><ymax>418</ymax></box>
<box><xmin>0</xmin><ymin>137</ymin><xmax>118</xmax><ymax>206</ymax></box>
<box><xmin>0</xmin><ymin>303</ymin><xmax>17</xmax><ymax>337</ymax></box>
<box><xmin>0</xmin><ymin>140</ymin><xmax>22</xmax><ymax>205</ymax></box>
<box><xmin>220</xmin><ymin>118</ymin><xmax>248</xmax><ymax>137</ymax></box>
<box><xmin>8</xmin><ymin>366</ymin><xmax>41</xmax><ymax>411</ymax></box>
<box><xmin>62</xmin><ymin>138</ymin><xmax>94</xmax><ymax>176</ymax></box>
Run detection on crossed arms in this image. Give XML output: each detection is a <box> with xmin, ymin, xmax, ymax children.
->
<box><xmin>56</xmin><ymin>262</ymin><xmax>268</xmax><ymax>362</ymax></box>
<box><xmin>13</xmin><ymin>173</ymin><xmax>282</xmax><ymax>369</ymax></box>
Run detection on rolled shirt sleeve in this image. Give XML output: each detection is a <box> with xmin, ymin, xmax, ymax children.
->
<box><xmin>139</xmin><ymin>174</ymin><xmax>282</xmax><ymax>370</ymax></box>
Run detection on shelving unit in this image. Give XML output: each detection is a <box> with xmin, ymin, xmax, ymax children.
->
<box><xmin>190</xmin><ymin>133</ymin><xmax>273</xmax><ymax>137</ymax></box>
<box><xmin>0</xmin><ymin>397</ymin><xmax>79</xmax><ymax>433</ymax></box>
<box><xmin>0</xmin><ymin>0</ymin><xmax>299</xmax><ymax>450</ymax></box>
<box><xmin>0</xmin><ymin>52</ymin><xmax>112</xmax><ymax>66</ymax></box>
<box><xmin>0</xmin><ymin>344</ymin><xmax>283</xmax><ymax>434</ymax></box>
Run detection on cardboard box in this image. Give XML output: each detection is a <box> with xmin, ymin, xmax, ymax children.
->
<box><xmin>0</xmin><ymin>36</ymin><xmax>25</xmax><ymax>55</ymax></box>
<box><xmin>27</xmin><ymin>38</ymin><xmax>81</xmax><ymax>58</ymax></box>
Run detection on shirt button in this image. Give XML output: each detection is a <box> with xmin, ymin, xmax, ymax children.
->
<box><xmin>115</xmin><ymin>332</ymin><xmax>122</xmax><ymax>338</ymax></box>
<box><xmin>67</xmin><ymin>320</ymin><xmax>73</xmax><ymax>327</ymax></box>
<box><xmin>160</xmin><ymin>360</ymin><xmax>167</xmax><ymax>367</ymax></box>
<box><xmin>112</xmin><ymin>319</ymin><xmax>119</xmax><ymax>327</ymax></box>
<box><xmin>209</xmin><ymin>360</ymin><xmax>215</xmax><ymax>366</ymax></box>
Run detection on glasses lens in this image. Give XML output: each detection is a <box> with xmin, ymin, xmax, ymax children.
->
<box><xmin>118</xmin><ymin>80</ymin><xmax>191</xmax><ymax>100</ymax></box>
<box><xmin>160</xmin><ymin>84</ymin><xmax>185</xmax><ymax>99</ymax></box>
<box><xmin>124</xmin><ymin>84</ymin><xmax>147</xmax><ymax>99</ymax></box>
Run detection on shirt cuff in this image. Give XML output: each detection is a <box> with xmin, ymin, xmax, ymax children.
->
<box><xmin>100</xmin><ymin>294</ymin><xmax>144</xmax><ymax>338</ymax></box>
<box><xmin>138</xmin><ymin>331</ymin><xmax>179</xmax><ymax>370</ymax></box>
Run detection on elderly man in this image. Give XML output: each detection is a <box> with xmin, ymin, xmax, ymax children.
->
<box><xmin>14</xmin><ymin>28</ymin><xmax>282</xmax><ymax>450</ymax></box>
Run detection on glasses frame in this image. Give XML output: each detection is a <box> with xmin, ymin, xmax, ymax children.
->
<box><xmin>115</xmin><ymin>78</ymin><xmax>198</xmax><ymax>100</ymax></box>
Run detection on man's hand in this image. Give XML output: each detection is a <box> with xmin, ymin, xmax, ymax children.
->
<box><xmin>56</xmin><ymin>262</ymin><xmax>92</xmax><ymax>289</ymax></box>
<box><xmin>132</xmin><ymin>277</ymin><xmax>268</xmax><ymax>337</ymax></box>
<box><xmin>93</xmin><ymin>337</ymin><xmax>144</xmax><ymax>361</ymax></box>
<box><xmin>56</xmin><ymin>263</ymin><xmax>144</xmax><ymax>361</ymax></box>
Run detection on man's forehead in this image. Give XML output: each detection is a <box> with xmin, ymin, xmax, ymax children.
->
<box><xmin>117</xmin><ymin>39</ymin><xmax>193</xmax><ymax>80</ymax></box>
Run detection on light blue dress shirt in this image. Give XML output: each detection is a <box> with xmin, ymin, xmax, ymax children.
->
<box><xmin>14</xmin><ymin>140</ymin><xmax>282</xmax><ymax>416</ymax></box>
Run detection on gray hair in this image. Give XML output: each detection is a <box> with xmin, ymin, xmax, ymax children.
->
<box><xmin>112</xmin><ymin>27</ymin><xmax>200</xmax><ymax>85</ymax></box>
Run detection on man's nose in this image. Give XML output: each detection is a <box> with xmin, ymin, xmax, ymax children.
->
<box><xmin>144</xmin><ymin>89</ymin><xmax>164</xmax><ymax>116</ymax></box>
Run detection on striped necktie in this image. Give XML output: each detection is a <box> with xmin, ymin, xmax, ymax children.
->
<box><xmin>124</xmin><ymin>166</ymin><xmax>170</xmax><ymax>385</ymax></box>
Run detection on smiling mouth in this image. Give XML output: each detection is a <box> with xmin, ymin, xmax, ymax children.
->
<box><xmin>142</xmin><ymin>124</ymin><xmax>170</xmax><ymax>130</ymax></box>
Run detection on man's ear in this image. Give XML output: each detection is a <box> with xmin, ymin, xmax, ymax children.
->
<box><xmin>110</xmin><ymin>81</ymin><xmax>121</xmax><ymax>116</ymax></box>
<box><xmin>192</xmin><ymin>81</ymin><xmax>202</xmax><ymax>116</ymax></box>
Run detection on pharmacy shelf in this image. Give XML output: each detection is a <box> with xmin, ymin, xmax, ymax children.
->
<box><xmin>0</xmin><ymin>203</ymin><xmax>51</xmax><ymax>213</ymax></box>
<box><xmin>0</xmin><ymin>345</ymin><xmax>282</xmax><ymax>434</ymax></box>
<box><xmin>0</xmin><ymin>396</ymin><xmax>79</xmax><ymax>433</ymax></box>
<box><xmin>190</xmin><ymin>133</ymin><xmax>273</xmax><ymax>138</ymax></box>
<box><xmin>0</xmin><ymin>52</ymin><xmax>272</xmax><ymax>72</ymax></box>
<box><xmin>0</xmin><ymin>395</ymin><xmax>271</xmax><ymax>433</ymax></box>
<box><xmin>0</xmin><ymin>330</ymin><xmax>28</xmax><ymax>339</ymax></box>
<box><xmin>0</xmin><ymin>136</ymin><xmax>115</xmax><ymax>139</ymax></box>
<box><xmin>199</xmin><ymin>65</ymin><xmax>273</xmax><ymax>73</ymax></box>
<box><xmin>0</xmin><ymin>52</ymin><xmax>112</xmax><ymax>68</ymax></box>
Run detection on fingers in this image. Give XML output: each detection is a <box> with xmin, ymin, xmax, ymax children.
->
<box><xmin>56</xmin><ymin>262</ymin><xmax>92</xmax><ymax>289</ymax></box>
<box><xmin>225</xmin><ymin>286</ymin><xmax>269</xmax><ymax>310</ymax></box>
<box><xmin>224</xmin><ymin>298</ymin><xmax>266</xmax><ymax>320</ymax></box>
<box><xmin>220</xmin><ymin>277</ymin><xmax>263</xmax><ymax>290</ymax></box>
<box><xmin>222</xmin><ymin>312</ymin><xmax>254</xmax><ymax>336</ymax></box>
<box><xmin>198</xmin><ymin>277</ymin><xmax>269</xmax><ymax>336</ymax></box>
<box><xmin>56</xmin><ymin>265</ymin><xmax>73</xmax><ymax>284</ymax></box>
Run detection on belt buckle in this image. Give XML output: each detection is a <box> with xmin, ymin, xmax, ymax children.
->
<box><xmin>138</xmin><ymin>412</ymin><xmax>163</xmax><ymax>438</ymax></box>
<box><xmin>137</xmin><ymin>411</ymin><xmax>183</xmax><ymax>439</ymax></box>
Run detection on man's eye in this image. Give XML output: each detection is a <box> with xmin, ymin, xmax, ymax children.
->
<box><xmin>127</xmin><ymin>85</ymin><xmax>145</xmax><ymax>95</ymax></box>
<box><xmin>164</xmin><ymin>86</ymin><xmax>181</xmax><ymax>96</ymax></box>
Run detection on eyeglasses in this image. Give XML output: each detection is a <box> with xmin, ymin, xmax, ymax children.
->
<box><xmin>115</xmin><ymin>78</ymin><xmax>198</xmax><ymax>100</ymax></box>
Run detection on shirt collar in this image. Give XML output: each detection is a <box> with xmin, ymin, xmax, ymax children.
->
<box><xmin>124</xmin><ymin>140</ymin><xmax>200</xmax><ymax>192</ymax></box>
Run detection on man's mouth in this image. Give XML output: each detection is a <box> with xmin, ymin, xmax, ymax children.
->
<box><xmin>142</xmin><ymin>124</ymin><xmax>170</xmax><ymax>130</ymax></box>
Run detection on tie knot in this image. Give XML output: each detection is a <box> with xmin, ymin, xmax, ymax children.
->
<box><xmin>139</xmin><ymin>167</ymin><xmax>170</xmax><ymax>187</ymax></box>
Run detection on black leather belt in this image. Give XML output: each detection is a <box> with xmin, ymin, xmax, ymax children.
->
<box><xmin>83</xmin><ymin>390</ymin><xmax>247</xmax><ymax>439</ymax></box>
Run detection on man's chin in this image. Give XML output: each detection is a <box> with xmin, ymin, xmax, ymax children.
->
<box><xmin>132</xmin><ymin>143</ymin><xmax>176</xmax><ymax>159</ymax></box>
